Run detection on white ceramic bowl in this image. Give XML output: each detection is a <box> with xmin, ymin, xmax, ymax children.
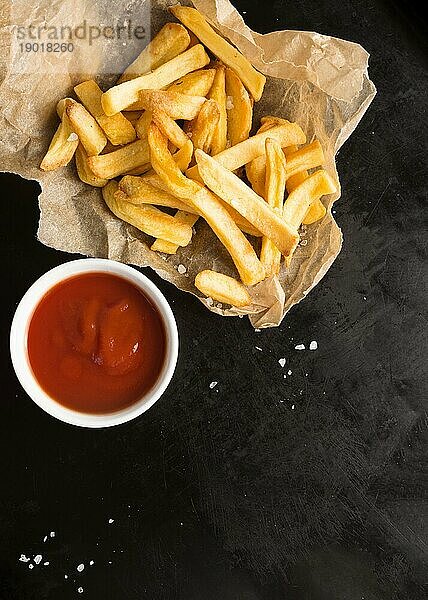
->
<box><xmin>10</xmin><ymin>258</ymin><xmax>178</xmax><ymax>428</ymax></box>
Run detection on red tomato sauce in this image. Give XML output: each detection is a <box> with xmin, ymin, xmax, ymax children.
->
<box><xmin>27</xmin><ymin>272</ymin><xmax>166</xmax><ymax>414</ymax></box>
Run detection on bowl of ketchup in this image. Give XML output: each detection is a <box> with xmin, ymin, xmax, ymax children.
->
<box><xmin>10</xmin><ymin>259</ymin><xmax>178</xmax><ymax>427</ymax></box>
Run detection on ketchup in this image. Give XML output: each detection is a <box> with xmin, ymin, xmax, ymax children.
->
<box><xmin>27</xmin><ymin>273</ymin><xmax>165</xmax><ymax>414</ymax></box>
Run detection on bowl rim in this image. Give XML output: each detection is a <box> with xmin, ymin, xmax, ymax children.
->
<box><xmin>9</xmin><ymin>258</ymin><xmax>179</xmax><ymax>428</ymax></box>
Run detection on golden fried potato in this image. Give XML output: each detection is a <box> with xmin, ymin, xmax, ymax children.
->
<box><xmin>170</xmin><ymin>5</ymin><xmax>266</xmax><ymax>100</ymax></box>
<box><xmin>195</xmin><ymin>270</ymin><xmax>251</xmax><ymax>307</ymax></box>
<box><xmin>118</xmin><ymin>23</ymin><xmax>190</xmax><ymax>83</ymax></box>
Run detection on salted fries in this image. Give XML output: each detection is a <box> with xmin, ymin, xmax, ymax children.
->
<box><xmin>40</xmin><ymin>4</ymin><xmax>337</xmax><ymax>310</ymax></box>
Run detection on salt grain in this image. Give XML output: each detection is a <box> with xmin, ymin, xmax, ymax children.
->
<box><xmin>291</xmin><ymin>404</ymin><xmax>295</xmax><ymax>410</ymax></box>
<box><xmin>177</xmin><ymin>264</ymin><xmax>187</xmax><ymax>274</ymax></box>
<box><xmin>209</xmin><ymin>381</ymin><xmax>218</xmax><ymax>389</ymax></box>
<box><xmin>309</xmin><ymin>340</ymin><xmax>318</xmax><ymax>350</ymax></box>
<box><xmin>78</xmin><ymin>587</ymin><xmax>83</xmax><ymax>594</ymax></box>
<box><xmin>28</xmin><ymin>564</ymin><xmax>34</xmax><ymax>569</ymax></box>
<box><xmin>108</xmin><ymin>518</ymin><xmax>114</xmax><ymax>524</ymax></box>
<box><xmin>300</xmin><ymin>239</ymin><xmax>308</xmax><ymax>246</ymax></box>
<box><xmin>43</xmin><ymin>535</ymin><xmax>48</xmax><ymax>542</ymax></box>
<box><xmin>19</xmin><ymin>555</ymin><xmax>30</xmax><ymax>563</ymax></box>
<box><xmin>255</xmin><ymin>346</ymin><xmax>262</xmax><ymax>351</ymax></box>
<box><xmin>89</xmin><ymin>561</ymin><xmax>94</xmax><ymax>566</ymax></box>
<box><xmin>288</xmin><ymin>369</ymin><xmax>292</xmax><ymax>375</ymax></box>
<box><xmin>226</xmin><ymin>96</ymin><xmax>234</xmax><ymax>110</ymax></box>
<box><xmin>295</xmin><ymin>344</ymin><xmax>305</xmax><ymax>350</ymax></box>
<box><xmin>77</xmin><ymin>563</ymin><xmax>84</xmax><ymax>572</ymax></box>
<box><xmin>34</xmin><ymin>555</ymin><xmax>42</xmax><ymax>565</ymax></box>
<box><xmin>67</xmin><ymin>132</ymin><xmax>78</xmax><ymax>142</ymax></box>
<box><xmin>206</xmin><ymin>297</ymin><xmax>214</xmax><ymax>306</ymax></box>
<box><xmin>50</xmin><ymin>531</ymin><xmax>55</xmax><ymax>538</ymax></box>
<box><xmin>278</xmin><ymin>358</ymin><xmax>286</xmax><ymax>368</ymax></box>
<box><xmin>43</xmin><ymin>562</ymin><xmax>49</xmax><ymax>566</ymax></box>
<box><xmin>254</xmin><ymin>328</ymin><xmax>261</xmax><ymax>332</ymax></box>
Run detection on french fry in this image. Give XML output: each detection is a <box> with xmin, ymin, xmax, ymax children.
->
<box><xmin>187</xmin><ymin>122</ymin><xmax>306</xmax><ymax>181</ymax></box>
<box><xmin>65</xmin><ymin>100</ymin><xmax>107</xmax><ymax>156</ymax></box>
<box><xmin>225</xmin><ymin>68</ymin><xmax>252</xmax><ymax>146</ymax></box>
<box><xmin>40</xmin><ymin>113</ymin><xmax>78</xmax><ymax>171</ymax></box>
<box><xmin>102</xmin><ymin>44</ymin><xmax>210</xmax><ymax>115</ymax></box>
<box><xmin>184</xmin><ymin>99</ymin><xmax>220</xmax><ymax>153</ymax></box>
<box><xmin>207</xmin><ymin>64</ymin><xmax>227</xmax><ymax>154</ymax></box>
<box><xmin>138</xmin><ymin>90</ymin><xmax>206</xmax><ymax>120</ymax></box>
<box><xmin>151</xmin><ymin>211</ymin><xmax>199</xmax><ymax>254</ymax></box>
<box><xmin>195</xmin><ymin>149</ymin><xmax>299</xmax><ymax>257</ymax></box>
<box><xmin>170</xmin><ymin>5</ymin><xmax>266</xmax><ymax>101</ymax></box>
<box><xmin>173</xmin><ymin>139</ymin><xmax>194</xmax><ymax>171</ymax></box>
<box><xmin>123</xmin><ymin>110</ymin><xmax>143</xmax><ymax>125</ymax></box>
<box><xmin>123</xmin><ymin>163</ymin><xmax>152</xmax><ymax>176</ymax></box>
<box><xmin>135</xmin><ymin>110</ymin><xmax>152</xmax><ymax>139</ymax></box>
<box><xmin>118</xmin><ymin>23</ymin><xmax>190</xmax><ymax>83</ymax></box>
<box><xmin>260</xmin><ymin>138</ymin><xmax>287</xmax><ymax>276</ymax></box>
<box><xmin>88</xmin><ymin>138</ymin><xmax>150</xmax><ymax>179</ymax></box>
<box><xmin>302</xmin><ymin>198</ymin><xmax>327</xmax><ymax>224</ymax></box>
<box><xmin>246</xmin><ymin>117</ymin><xmax>290</xmax><ymax>194</ymax></box>
<box><xmin>74</xmin><ymin>80</ymin><xmax>136</xmax><ymax>146</ymax></box>
<box><xmin>148</xmin><ymin>123</ymin><xmax>265</xmax><ymax>285</ymax></box>
<box><xmin>102</xmin><ymin>181</ymin><xmax>193</xmax><ymax>247</ymax></box>
<box><xmin>282</xmin><ymin>169</ymin><xmax>336</xmax><ymax>231</ymax></box>
<box><xmin>168</xmin><ymin>69</ymin><xmax>216</xmax><ymax>96</ymax></box>
<box><xmin>151</xmin><ymin>110</ymin><xmax>189</xmax><ymax>148</ymax></box>
<box><xmin>119</xmin><ymin>176</ymin><xmax>197</xmax><ymax>213</ymax></box>
<box><xmin>284</xmin><ymin>143</ymin><xmax>327</xmax><ymax>224</ymax></box>
<box><xmin>195</xmin><ymin>270</ymin><xmax>251</xmax><ymax>307</ymax></box>
<box><xmin>75</xmin><ymin>144</ymin><xmax>108</xmax><ymax>187</ymax></box>
<box><xmin>247</xmin><ymin>139</ymin><xmax>326</xmax><ymax>196</ymax></box>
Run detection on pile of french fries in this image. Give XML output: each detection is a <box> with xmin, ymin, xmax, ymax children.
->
<box><xmin>40</xmin><ymin>5</ymin><xmax>337</xmax><ymax>309</ymax></box>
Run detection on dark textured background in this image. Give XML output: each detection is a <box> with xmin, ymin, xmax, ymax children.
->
<box><xmin>1</xmin><ymin>1</ymin><xmax>427</xmax><ymax>598</ymax></box>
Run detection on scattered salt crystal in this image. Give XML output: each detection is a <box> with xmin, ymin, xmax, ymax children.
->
<box><xmin>226</xmin><ymin>96</ymin><xmax>234</xmax><ymax>110</ymax></box>
<box><xmin>288</xmin><ymin>369</ymin><xmax>292</xmax><ymax>375</ymax></box>
<box><xmin>89</xmin><ymin>561</ymin><xmax>94</xmax><ymax>566</ymax></box>
<box><xmin>279</xmin><ymin>399</ymin><xmax>284</xmax><ymax>403</ymax></box>
<box><xmin>43</xmin><ymin>536</ymin><xmax>48</xmax><ymax>542</ymax></box>
<box><xmin>19</xmin><ymin>554</ymin><xmax>30</xmax><ymax>563</ymax></box>
<box><xmin>34</xmin><ymin>555</ymin><xmax>42</xmax><ymax>565</ymax></box>
<box><xmin>43</xmin><ymin>562</ymin><xmax>49</xmax><ymax>566</ymax></box>
<box><xmin>309</xmin><ymin>340</ymin><xmax>318</xmax><ymax>350</ymax></box>
<box><xmin>78</xmin><ymin>587</ymin><xmax>83</xmax><ymax>594</ymax></box>
<box><xmin>50</xmin><ymin>531</ymin><xmax>55</xmax><ymax>538</ymax></box>
<box><xmin>278</xmin><ymin>358</ymin><xmax>286</xmax><ymax>368</ymax></box>
<box><xmin>77</xmin><ymin>563</ymin><xmax>84</xmax><ymax>572</ymax></box>
<box><xmin>216</xmin><ymin>303</ymin><xmax>223</xmax><ymax>309</ymax></box>
<box><xmin>255</xmin><ymin>346</ymin><xmax>262</xmax><ymax>351</ymax></box>
<box><xmin>299</xmin><ymin>239</ymin><xmax>308</xmax><ymax>246</ymax></box>
<box><xmin>180</xmin><ymin>522</ymin><xmax>183</xmax><ymax>526</ymax></box>
<box><xmin>363</xmin><ymin>296</ymin><xmax>367</xmax><ymax>300</ymax></box>
<box><xmin>67</xmin><ymin>132</ymin><xmax>78</xmax><ymax>142</ymax></box>
<box><xmin>254</xmin><ymin>328</ymin><xmax>261</xmax><ymax>332</ymax></box>
<box><xmin>108</xmin><ymin>518</ymin><xmax>114</xmax><ymax>524</ymax></box>
<box><xmin>209</xmin><ymin>381</ymin><xmax>218</xmax><ymax>389</ymax></box>
<box><xmin>206</xmin><ymin>297</ymin><xmax>214</xmax><ymax>306</ymax></box>
<box><xmin>283</xmin><ymin>374</ymin><xmax>287</xmax><ymax>379</ymax></box>
<box><xmin>28</xmin><ymin>564</ymin><xmax>34</xmax><ymax>569</ymax></box>
<box><xmin>295</xmin><ymin>344</ymin><xmax>305</xmax><ymax>350</ymax></box>
<box><xmin>177</xmin><ymin>264</ymin><xmax>187</xmax><ymax>274</ymax></box>
<box><xmin>291</xmin><ymin>404</ymin><xmax>295</xmax><ymax>410</ymax></box>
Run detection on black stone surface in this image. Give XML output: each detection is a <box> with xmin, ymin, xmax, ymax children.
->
<box><xmin>1</xmin><ymin>1</ymin><xmax>427</xmax><ymax>599</ymax></box>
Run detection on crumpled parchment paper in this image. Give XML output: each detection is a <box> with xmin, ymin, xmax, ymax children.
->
<box><xmin>0</xmin><ymin>0</ymin><xmax>376</xmax><ymax>328</ymax></box>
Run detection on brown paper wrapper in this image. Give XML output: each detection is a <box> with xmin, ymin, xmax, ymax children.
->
<box><xmin>0</xmin><ymin>0</ymin><xmax>375</xmax><ymax>328</ymax></box>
